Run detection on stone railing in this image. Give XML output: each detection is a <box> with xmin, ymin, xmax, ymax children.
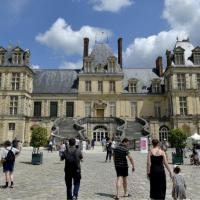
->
<box><xmin>74</xmin><ymin>117</ymin><xmax>126</xmax><ymax>140</ymax></box>
<box><xmin>136</xmin><ymin>117</ymin><xmax>150</xmax><ymax>136</ymax></box>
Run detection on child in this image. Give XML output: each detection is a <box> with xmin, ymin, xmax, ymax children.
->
<box><xmin>172</xmin><ymin>166</ymin><xmax>187</xmax><ymax>200</ymax></box>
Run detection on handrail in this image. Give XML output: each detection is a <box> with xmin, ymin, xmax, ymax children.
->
<box><xmin>136</xmin><ymin>117</ymin><xmax>151</xmax><ymax>136</ymax></box>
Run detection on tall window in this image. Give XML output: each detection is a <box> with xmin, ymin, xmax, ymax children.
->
<box><xmin>12</xmin><ymin>73</ymin><xmax>20</xmax><ymax>90</ymax></box>
<box><xmin>66</xmin><ymin>102</ymin><xmax>74</xmax><ymax>117</ymax></box>
<box><xmin>13</xmin><ymin>53</ymin><xmax>21</xmax><ymax>64</ymax></box>
<box><xmin>10</xmin><ymin>96</ymin><xmax>18</xmax><ymax>115</ymax></box>
<box><xmin>85</xmin><ymin>102</ymin><xmax>91</xmax><ymax>117</ymax></box>
<box><xmin>159</xmin><ymin>127</ymin><xmax>169</xmax><ymax>141</ymax></box>
<box><xmin>34</xmin><ymin>102</ymin><xmax>42</xmax><ymax>117</ymax></box>
<box><xmin>50</xmin><ymin>102</ymin><xmax>58</xmax><ymax>117</ymax></box>
<box><xmin>177</xmin><ymin>74</ymin><xmax>186</xmax><ymax>90</ymax></box>
<box><xmin>8</xmin><ymin>123</ymin><xmax>15</xmax><ymax>131</ymax></box>
<box><xmin>179</xmin><ymin>97</ymin><xmax>187</xmax><ymax>115</ymax></box>
<box><xmin>154</xmin><ymin>102</ymin><xmax>161</xmax><ymax>118</ymax></box>
<box><xmin>109</xmin><ymin>81</ymin><xmax>115</xmax><ymax>92</ymax></box>
<box><xmin>152</xmin><ymin>82</ymin><xmax>160</xmax><ymax>93</ymax></box>
<box><xmin>129</xmin><ymin>83</ymin><xmax>137</xmax><ymax>93</ymax></box>
<box><xmin>85</xmin><ymin>81</ymin><xmax>91</xmax><ymax>92</ymax></box>
<box><xmin>98</xmin><ymin>81</ymin><xmax>103</xmax><ymax>92</ymax></box>
<box><xmin>175</xmin><ymin>52</ymin><xmax>184</xmax><ymax>65</ymax></box>
<box><xmin>193</xmin><ymin>52</ymin><xmax>200</xmax><ymax>65</ymax></box>
<box><xmin>110</xmin><ymin>102</ymin><xmax>116</xmax><ymax>117</ymax></box>
<box><xmin>131</xmin><ymin>102</ymin><xmax>137</xmax><ymax>118</ymax></box>
<box><xmin>197</xmin><ymin>74</ymin><xmax>200</xmax><ymax>90</ymax></box>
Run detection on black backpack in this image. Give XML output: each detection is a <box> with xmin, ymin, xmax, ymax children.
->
<box><xmin>6</xmin><ymin>148</ymin><xmax>15</xmax><ymax>163</ymax></box>
<box><xmin>65</xmin><ymin>149</ymin><xmax>77</xmax><ymax>169</ymax></box>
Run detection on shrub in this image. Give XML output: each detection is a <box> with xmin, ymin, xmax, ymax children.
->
<box><xmin>168</xmin><ymin>128</ymin><xmax>187</xmax><ymax>152</ymax></box>
<box><xmin>30</xmin><ymin>127</ymin><xmax>48</xmax><ymax>153</ymax></box>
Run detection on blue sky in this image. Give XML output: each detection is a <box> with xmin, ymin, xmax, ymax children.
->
<box><xmin>0</xmin><ymin>0</ymin><xmax>200</xmax><ymax>69</ymax></box>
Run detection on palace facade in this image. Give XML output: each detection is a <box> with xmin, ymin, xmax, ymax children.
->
<box><xmin>0</xmin><ymin>38</ymin><xmax>200</xmax><ymax>144</ymax></box>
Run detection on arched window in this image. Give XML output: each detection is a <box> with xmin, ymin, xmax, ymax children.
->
<box><xmin>159</xmin><ymin>126</ymin><xmax>169</xmax><ymax>141</ymax></box>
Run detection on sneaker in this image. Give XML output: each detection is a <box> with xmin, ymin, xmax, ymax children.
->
<box><xmin>73</xmin><ymin>196</ymin><xmax>77</xmax><ymax>200</ymax></box>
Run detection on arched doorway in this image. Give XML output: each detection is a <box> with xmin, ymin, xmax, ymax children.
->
<box><xmin>159</xmin><ymin>126</ymin><xmax>169</xmax><ymax>141</ymax></box>
<box><xmin>93</xmin><ymin>125</ymin><xmax>108</xmax><ymax>142</ymax></box>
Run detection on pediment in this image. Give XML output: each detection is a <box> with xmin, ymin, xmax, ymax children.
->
<box><xmin>192</xmin><ymin>46</ymin><xmax>200</xmax><ymax>52</ymax></box>
<box><xmin>174</xmin><ymin>46</ymin><xmax>185</xmax><ymax>52</ymax></box>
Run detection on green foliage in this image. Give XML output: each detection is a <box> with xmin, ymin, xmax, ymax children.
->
<box><xmin>168</xmin><ymin>128</ymin><xmax>187</xmax><ymax>148</ymax></box>
<box><xmin>30</xmin><ymin>127</ymin><xmax>48</xmax><ymax>151</ymax></box>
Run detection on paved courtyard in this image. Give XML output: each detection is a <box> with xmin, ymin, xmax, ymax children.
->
<box><xmin>0</xmin><ymin>147</ymin><xmax>199</xmax><ymax>200</ymax></box>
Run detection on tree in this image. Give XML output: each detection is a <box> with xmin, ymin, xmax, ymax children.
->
<box><xmin>30</xmin><ymin>126</ymin><xmax>48</xmax><ymax>153</ymax></box>
<box><xmin>168</xmin><ymin>128</ymin><xmax>187</xmax><ymax>154</ymax></box>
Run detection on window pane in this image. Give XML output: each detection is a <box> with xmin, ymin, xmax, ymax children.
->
<box><xmin>34</xmin><ymin>102</ymin><xmax>42</xmax><ymax>117</ymax></box>
<box><xmin>66</xmin><ymin>102</ymin><xmax>74</xmax><ymax>117</ymax></box>
<box><xmin>50</xmin><ymin>102</ymin><xmax>58</xmax><ymax>117</ymax></box>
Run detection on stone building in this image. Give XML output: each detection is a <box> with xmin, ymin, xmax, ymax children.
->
<box><xmin>0</xmin><ymin>38</ymin><xmax>199</xmax><ymax>144</ymax></box>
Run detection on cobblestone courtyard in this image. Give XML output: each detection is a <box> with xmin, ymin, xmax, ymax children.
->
<box><xmin>0</xmin><ymin>147</ymin><xmax>199</xmax><ymax>200</ymax></box>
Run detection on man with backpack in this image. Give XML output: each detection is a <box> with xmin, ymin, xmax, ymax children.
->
<box><xmin>61</xmin><ymin>138</ymin><xmax>83</xmax><ymax>200</ymax></box>
<box><xmin>0</xmin><ymin>140</ymin><xmax>20</xmax><ymax>188</ymax></box>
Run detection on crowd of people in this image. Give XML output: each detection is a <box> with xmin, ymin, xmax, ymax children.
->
<box><xmin>0</xmin><ymin>135</ymin><xmax>196</xmax><ymax>200</ymax></box>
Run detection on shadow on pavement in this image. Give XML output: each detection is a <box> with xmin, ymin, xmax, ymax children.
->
<box><xmin>19</xmin><ymin>161</ymin><xmax>32</xmax><ymax>165</ymax></box>
<box><xmin>95</xmin><ymin>192</ymin><xmax>114</xmax><ymax>198</ymax></box>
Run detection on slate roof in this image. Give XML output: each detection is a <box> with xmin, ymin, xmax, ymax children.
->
<box><xmin>90</xmin><ymin>43</ymin><xmax>114</xmax><ymax>66</ymax></box>
<box><xmin>32</xmin><ymin>69</ymin><xmax>80</xmax><ymax>94</ymax></box>
<box><xmin>123</xmin><ymin>68</ymin><xmax>161</xmax><ymax>93</ymax></box>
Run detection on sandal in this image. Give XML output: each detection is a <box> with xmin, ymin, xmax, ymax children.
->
<box><xmin>113</xmin><ymin>195</ymin><xmax>120</xmax><ymax>200</ymax></box>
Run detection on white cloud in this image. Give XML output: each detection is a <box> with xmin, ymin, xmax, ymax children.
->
<box><xmin>124</xmin><ymin>0</ymin><xmax>200</xmax><ymax>67</ymax></box>
<box><xmin>36</xmin><ymin>18</ymin><xmax>112</xmax><ymax>56</ymax></box>
<box><xmin>31</xmin><ymin>64</ymin><xmax>40</xmax><ymax>69</ymax></box>
<box><xmin>89</xmin><ymin>0</ymin><xmax>133</xmax><ymax>12</ymax></box>
<box><xmin>59</xmin><ymin>60</ymin><xmax>82</xmax><ymax>69</ymax></box>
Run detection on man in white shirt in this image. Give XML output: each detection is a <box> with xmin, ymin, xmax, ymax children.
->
<box><xmin>1</xmin><ymin>140</ymin><xmax>20</xmax><ymax>188</ymax></box>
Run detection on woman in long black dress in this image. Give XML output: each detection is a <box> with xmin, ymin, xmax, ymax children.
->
<box><xmin>147</xmin><ymin>139</ymin><xmax>172</xmax><ymax>200</ymax></box>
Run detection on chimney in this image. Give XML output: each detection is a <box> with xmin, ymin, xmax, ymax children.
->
<box><xmin>118</xmin><ymin>38</ymin><xmax>122</xmax><ymax>68</ymax></box>
<box><xmin>83</xmin><ymin>37</ymin><xmax>89</xmax><ymax>58</ymax></box>
<box><xmin>156</xmin><ymin>56</ymin><xmax>163</xmax><ymax>77</ymax></box>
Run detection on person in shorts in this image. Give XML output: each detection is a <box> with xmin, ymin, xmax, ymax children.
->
<box><xmin>113</xmin><ymin>138</ymin><xmax>135</xmax><ymax>199</ymax></box>
<box><xmin>0</xmin><ymin>140</ymin><xmax>20</xmax><ymax>188</ymax></box>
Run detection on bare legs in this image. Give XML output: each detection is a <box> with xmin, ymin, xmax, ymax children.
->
<box><xmin>116</xmin><ymin>176</ymin><xmax>128</xmax><ymax>198</ymax></box>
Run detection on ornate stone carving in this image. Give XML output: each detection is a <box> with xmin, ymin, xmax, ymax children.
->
<box><xmin>94</xmin><ymin>99</ymin><xmax>107</xmax><ymax>109</ymax></box>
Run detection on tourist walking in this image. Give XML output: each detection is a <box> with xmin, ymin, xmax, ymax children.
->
<box><xmin>172</xmin><ymin>166</ymin><xmax>187</xmax><ymax>200</ymax></box>
<box><xmin>113</xmin><ymin>138</ymin><xmax>135</xmax><ymax>199</ymax></box>
<box><xmin>147</xmin><ymin>139</ymin><xmax>172</xmax><ymax>200</ymax></box>
<box><xmin>61</xmin><ymin>138</ymin><xmax>83</xmax><ymax>200</ymax></box>
<box><xmin>105</xmin><ymin>139</ymin><xmax>112</xmax><ymax>162</ymax></box>
<box><xmin>0</xmin><ymin>140</ymin><xmax>20</xmax><ymax>188</ymax></box>
<box><xmin>91</xmin><ymin>138</ymin><xmax>95</xmax><ymax>150</ymax></box>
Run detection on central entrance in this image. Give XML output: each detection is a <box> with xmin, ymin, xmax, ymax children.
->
<box><xmin>93</xmin><ymin>125</ymin><xmax>108</xmax><ymax>142</ymax></box>
<box><xmin>96</xmin><ymin>109</ymin><xmax>104</xmax><ymax>117</ymax></box>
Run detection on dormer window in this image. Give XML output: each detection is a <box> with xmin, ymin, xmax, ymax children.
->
<box><xmin>108</xmin><ymin>57</ymin><xmax>116</xmax><ymax>73</ymax></box>
<box><xmin>174</xmin><ymin>47</ymin><xmax>185</xmax><ymax>65</ymax></box>
<box><xmin>175</xmin><ymin>52</ymin><xmax>184</xmax><ymax>65</ymax></box>
<box><xmin>152</xmin><ymin>79</ymin><xmax>161</xmax><ymax>93</ymax></box>
<box><xmin>128</xmin><ymin>78</ymin><xmax>138</xmax><ymax>93</ymax></box>
<box><xmin>193</xmin><ymin>52</ymin><xmax>200</xmax><ymax>65</ymax></box>
<box><xmin>129</xmin><ymin>83</ymin><xmax>137</xmax><ymax>93</ymax></box>
<box><xmin>13</xmin><ymin>53</ymin><xmax>21</xmax><ymax>65</ymax></box>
